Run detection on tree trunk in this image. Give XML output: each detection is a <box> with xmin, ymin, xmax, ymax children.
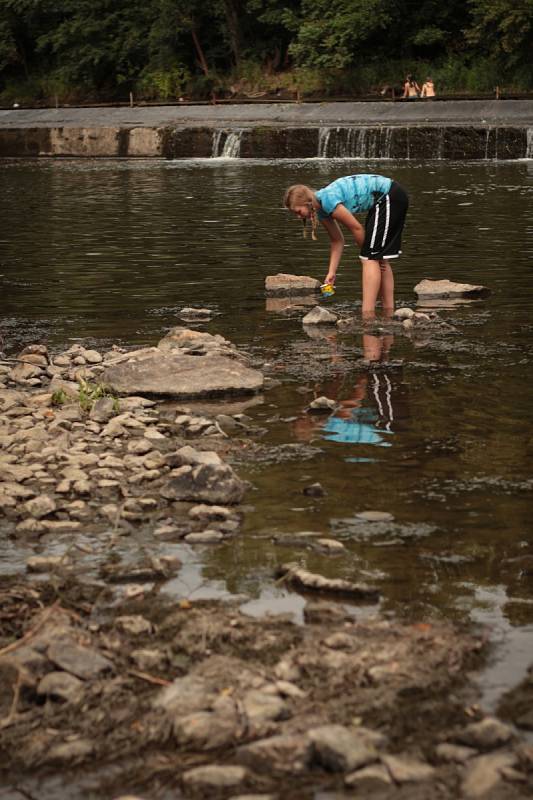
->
<box><xmin>223</xmin><ymin>0</ymin><xmax>241</xmax><ymax>66</ymax></box>
<box><xmin>191</xmin><ymin>28</ymin><xmax>209</xmax><ymax>76</ymax></box>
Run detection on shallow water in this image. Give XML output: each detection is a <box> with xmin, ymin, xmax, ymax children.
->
<box><xmin>1</xmin><ymin>156</ymin><xmax>533</xmax><ymax>705</ymax></box>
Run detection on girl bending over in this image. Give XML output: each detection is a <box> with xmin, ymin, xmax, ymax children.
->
<box><xmin>284</xmin><ymin>174</ymin><xmax>409</xmax><ymax>319</ymax></box>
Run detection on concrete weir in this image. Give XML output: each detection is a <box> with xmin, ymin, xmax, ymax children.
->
<box><xmin>0</xmin><ymin>100</ymin><xmax>532</xmax><ymax>159</ymax></box>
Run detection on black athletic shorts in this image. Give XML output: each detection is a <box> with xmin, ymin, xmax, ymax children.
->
<box><xmin>360</xmin><ymin>181</ymin><xmax>409</xmax><ymax>261</ymax></box>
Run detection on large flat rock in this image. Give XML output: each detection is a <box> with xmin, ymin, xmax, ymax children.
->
<box><xmin>414</xmin><ymin>279</ymin><xmax>491</xmax><ymax>299</ymax></box>
<box><xmin>102</xmin><ymin>349</ymin><xmax>263</xmax><ymax>399</ymax></box>
<box><xmin>265</xmin><ymin>274</ymin><xmax>321</xmax><ymax>296</ymax></box>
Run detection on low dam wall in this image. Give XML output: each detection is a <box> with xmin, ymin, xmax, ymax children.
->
<box><xmin>0</xmin><ymin>100</ymin><xmax>532</xmax><ymax>159</ymax></box>
<box><xmin>0</xmin><ymin>124</ymin><xmax>531</xmax><ymax>160</ymax></box>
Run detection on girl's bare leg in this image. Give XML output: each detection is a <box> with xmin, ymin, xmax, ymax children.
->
<box><xmin>361</xmin><ymin>259</ymin><xmax>382</xmax><ymax>319</ymax></box>
<box><xmin>379</xmin><ymin>259</ymin><xmax>394</xmax><ymax>317</ymax></box>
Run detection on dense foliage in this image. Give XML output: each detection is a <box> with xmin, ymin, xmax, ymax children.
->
<box><xmin>0</xmin><ymin>0</ymin><xmax>531</xmax><ymax>102</ymax></box>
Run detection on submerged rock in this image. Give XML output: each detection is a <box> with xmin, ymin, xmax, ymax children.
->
<box><xmin>265</xmin><ymin>273</ymin><xmax>321</xmax><ymax>296</ymax></box>
<box><xmin>307</xmin><ymin>396</ymin><xmax>337</xmax><ymax>413</ymax></box>
<box><xmin>302</xmin><ymin>306</ymin><xmax>338</xmax><ymax>325</ymax></box>
<box><xmin>276</xmin><ymin>563</ymin><xmax>380</xmax><ymax>601</ymax></box>
<box><xmin>414</xmin><ymin>279</ymin><xmax>491</xmax><ymax>299</ymax></box>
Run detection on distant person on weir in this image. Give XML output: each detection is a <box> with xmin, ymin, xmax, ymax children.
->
<box><xmin>284</xmin><ymin>175</ymin><xmax>409</xmax><ymax>319</ymax></box>
<box><xmin>402</xmin><ymin>75</ymin><xmax>420</xmax><ymax>99</ymax></box>
<box><xmin>420</xmin><ymin>77</ymin><xmax>436</xmax><ymax>98</ymax></box>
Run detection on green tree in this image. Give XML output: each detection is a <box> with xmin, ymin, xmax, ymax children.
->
<box><xmin>283</xmin><ymin>0</ymin><xmax>393</xmax><ymax>69</ymax></box>
<box><xmin>34</xmin><ymin>0</ymin><xmax>154</xmax><ymax>90</ymax></box>
<box><xmin>466</xmin><ymin>0</ymin><xmax>533</xmax><ymax>68</ymax></box>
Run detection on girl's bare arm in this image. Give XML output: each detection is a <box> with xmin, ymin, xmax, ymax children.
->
<box><xmin>320</xmin><ymin>217</ymin><xmax>345</xmax><ymax>284</ymax></box>
<box><xmin>331</xmin><ymin>204</ymin><xmax>365</xmax><ymax>246</ymax></box>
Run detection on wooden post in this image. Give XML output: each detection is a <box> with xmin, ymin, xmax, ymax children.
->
<box><xmin>495</xmin><ymin>86</ymin><xmax>500</xmax><ymax>99</ymax></box>
<box><xmin>129</xmin><ymin>92</ymin><xmax>134</xmax><ymax>107</ymax></box>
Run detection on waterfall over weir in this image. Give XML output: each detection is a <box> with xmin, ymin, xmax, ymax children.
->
<box><xmin>211</xmin><ymin>130</ymin><xmax>244</xmax><ymax>158</ymax></box>
<box><xmin>318</xmin><ymin>126</ymin><xmax>398</xmax><ymax>158</ymax></box>
<box><xmin>193</xmin><ymin>125</ymin><xmax>532</xmax><ymax>161</ymax></box>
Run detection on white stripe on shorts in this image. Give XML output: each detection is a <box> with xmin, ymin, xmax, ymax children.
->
<box><xmin>370</xmin><ymin>202</ymin><xmax>380</xmax><ymax>249</ymax></box>
<box><xmin>381</xmin><ymin>194</ymin><xmax>390</xmax><ymax>246</ymax></box>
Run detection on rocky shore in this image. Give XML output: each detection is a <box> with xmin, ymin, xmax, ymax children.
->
<box><xmin>1</xmin><ymin>309</ymin><xmax>532</xmax><ymax>799</ymax></box>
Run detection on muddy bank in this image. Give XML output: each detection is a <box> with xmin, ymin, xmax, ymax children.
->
<box><xmin>1</xmin><ymin>575</ymin><xmax>533</xmax><ymax>800</ymax></box>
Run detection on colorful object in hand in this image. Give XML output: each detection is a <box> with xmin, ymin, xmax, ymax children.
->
<box><xmin>320</xmin><ymin>283</ymin><xmax>336</xmax><ymax>297</ymax></box>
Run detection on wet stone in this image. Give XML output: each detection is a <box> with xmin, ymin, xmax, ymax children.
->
<box><xmin>381</xmin><ymin>754</ymin><xmax>436</xmax><ymax>783</ymax></box>
<box><xmin>345</xmin><ymin>763</ymin><xmax>393</xmax><ymax>788</ymax></box>
<box><xmin>89</xmin><ymin>396</ymin><xmax>116</xmax><ymax>422</ymax></box>
<box><xmin>461</xmin><ymin>751</ymin><xmax>517</xmax><ymax>798</ymax></box>
<box><xmin>302</xmin><ymin>306</ymin><xmax>338</xmax><ymax>325</ymax></box>
<box><xmin>174</xmin><ymin>707</ymin><xmax>240</xmax><ymax>749</ymax></box>
<box><xmin>316</xmin><ymin>538</ymin><xmax>346</xmax><ymax>554</ymax></box>
<box><xmin>23</xmin><ymin>494</ymin><xmax>56</xmax><ymax>519</ymax></box>
<box><xmin>435</xmin><ymin>742</ymin><xmax>478</xmax><ymax>763</ymax></box>
<box><xmin>242</xmin><ymin>690</ymin><xmax>289</xmax><ymax>726</ymax></box>
<box><xmin>115</xmin><ymin>615</ymin><xmax>154</xmax><ymax>635</ymax></box>
<box><xmin>414</xmin><ymin>278</ymin><xmax>491</xmax><ymax>299</ymax></box>
<box><xmin>47</xmin><ymin>642</ymin><xmax>114</xmax><ymax>680</ymax></box>
<box><xmin>182</xmin><ymin>765</ymin><xmax>249</xmax><ymax>791</ymax></box>
<box><xmin>237</xmin><ymin>734</ymin><xmax>311</xmax><ymax>774</ymax></box>
<box><xmin>303</xmin><ymin>482</ymin><xmax>325</xmax><ymax>496</ymax></box>
<box><xmin>161</xmin><ymin>462</ymin><xmax>247</xmax><ymax>505</ymax></box>
<box><xmin>309</xmin><ymin>724</ymin><xmax>379</xmax><ymax>772</ymax></box>
<box><xmin>303</xmin><ymin>601</ymin><xmax>354</xmax><ymax>626</ymax></box>
<box><xmin>265</xmin><ymin>273</ymin><xmax>321</xmax><ymax>296</ymax></box>
<box><xmin>307</xmin><ymin>396</ymin><xmax>337</xmax><ymax>412</ymax></box>
<box><xmin>37</xmin><ymin>671</ymin><xmax>84</xmax><ymax>703</ymax></box>
<box><xmin>45</xmin><ymin>738</ymin><xmax>94</xmax><ymax>763</ymax></box>
<box><xmin>188</xmin><ymin>503</ymin><xmax>233</xmax><ymax>521</ymax></box>
<box><xmin>26</xmin><ymin>555</ymin><xmax>66</xmax><ymax>573</ymax></box>
<box><xmin>185</xmin><ymin>530</ymin><xmax>225</xmax><ymax>544</ymax></box>
<box><xmin>455</xmin><ymin>717</ymin><xmax>515</xmax><ymax>750</ymax></box>
<box><xmin>355</xmin><ymin>510</ymin><xmax>394</xmax><ymax>522</ymax></box>
<box><xmin>393</xmin><ymin>307</ymin><xmax>415</xmax><ymax>320</ymax></box>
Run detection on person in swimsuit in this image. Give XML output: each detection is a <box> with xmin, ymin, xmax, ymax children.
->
<box><xmin>420</xmin><ymin>77</ymin><xmax>436</xmax><ymax>98</ymax></box>
<box><xmin>402</xmin><ymin>75</ymin><xmax>420</xmax><ymax>99</ymax></box>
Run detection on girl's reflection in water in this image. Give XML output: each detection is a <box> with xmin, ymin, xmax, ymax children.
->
<box><xmin>294</xmin><ymin>332</ymin><xmax>410</xmax><ymax>449</ymax></box>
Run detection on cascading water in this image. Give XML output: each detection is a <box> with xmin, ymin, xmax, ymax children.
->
<box><xmin>317</xmin><ymin>127</ymin><xmax>331</xmax><ymax>158</ymax></box>
<box><xmin>317</xmin><ymin>126</ymin><xmax>396</xmax><ymax>158</ymax></box>
<box><xmin>211</xmin><ymin>130</ymin><xmax>244</xmax><ymax>158</ymax></box>
<box><xmin>526</xmin><ymin>128</ymin><xmax>533</xmax><ymax>159</ymax></box>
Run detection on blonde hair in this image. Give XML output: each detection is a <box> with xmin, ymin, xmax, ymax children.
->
<box><xmin>283</xmin><ymin>183</ymin><xmax>319</xmax><ymax>241</ymax></box>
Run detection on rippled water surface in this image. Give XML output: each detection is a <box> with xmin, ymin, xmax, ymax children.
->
<box><xmin>1</xmin><ymin>156</ymin><xmax>533</xmax><ymax>702</ymax></box>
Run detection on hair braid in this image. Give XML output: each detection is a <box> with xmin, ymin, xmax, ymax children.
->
<box><xmin>283</xmin><ymin>184</ymin><xmax>319</xmax><ymax>241</ymax></box>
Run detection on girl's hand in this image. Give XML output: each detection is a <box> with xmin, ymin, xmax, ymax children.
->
<box><xmin>324</xmin><ymin>272</ymin><xmax>336</xmax><ymax>285</ymax></box>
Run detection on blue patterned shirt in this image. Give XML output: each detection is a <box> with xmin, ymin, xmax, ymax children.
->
<box><xmin>315</xmin><ymin>174</ymin><xmax>392</xmax><ymax>218</ymax></box>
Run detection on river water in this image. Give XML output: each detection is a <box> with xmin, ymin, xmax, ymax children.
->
<box><xmin>1</xmin><ymin>156</ymin><xmax>533</xmax><ymax>706</ymax></box>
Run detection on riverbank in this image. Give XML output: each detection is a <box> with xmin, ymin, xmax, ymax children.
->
<box><xmin>0</xmin><ymin>100</ymin><xmax>532</xmax><ymax>158</ymax></box>
<box><xmin>1</xmin><ymin>331</ymin><xmax>533</xmax><ymax>799</ymax></box>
